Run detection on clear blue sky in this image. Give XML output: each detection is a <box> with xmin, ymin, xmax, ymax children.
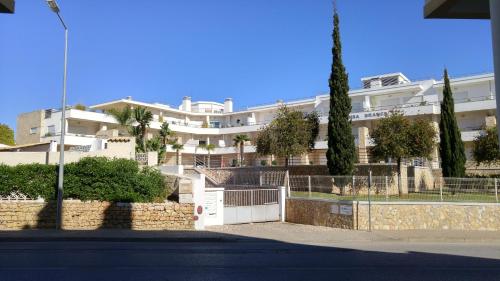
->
<box><xmin>0</xmin><ymin>0</ymin><xmax>494</xmax><ymax>132</ymax></box>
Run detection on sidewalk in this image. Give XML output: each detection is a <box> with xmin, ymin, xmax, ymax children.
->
<box><xmin>0</xmin><ymin>223</ymin><xmax>498</xmax><ymax>244</ymax></box>
<box><xmin>207</xmin><ymin>223</ymin><xmax>500</xmax><ymax>244</ymax></box>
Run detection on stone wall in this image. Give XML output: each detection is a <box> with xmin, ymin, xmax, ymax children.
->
<box><xmin>465</xmin><ymin>161</ymin><xmax>500</xmax><ymax>176</ymax></box>
<box><xmin>286</xmin><ymin>198</ymin><xmax>354</xmax><ymax>229</ymax></box>
<box><xmin>286</xmin><ymin>198</ymin><xmax>500</xmax><ymax>231</ymax></box>
<box><xmin>355</xmin><ymin>202</ymin><xmax>500</xmax><ymax>231</ymax></box>
<box><xmin>0</xmin><ymin>200</ymin><xmax>194</xmax><ymax>230</ymax></box>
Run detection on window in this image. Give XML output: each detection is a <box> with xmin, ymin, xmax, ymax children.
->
<box><xmin>210</xmin><ymin>121</ymin><xmax>221</xmax><ymax>128</ymax></box>
<box><xmin>47</xmin><ymin>125</ymin><xmax>55</xmax><ymax>136</ymax></box>
<box><xmin>30</xmin><ymin>127</ymin><xmax>38</xmax><ymax>135</ymax></box>
<box><xmin>44</xmin><ymin>110</ymin><xmax>52</xmax><ymax>119</ymax></box>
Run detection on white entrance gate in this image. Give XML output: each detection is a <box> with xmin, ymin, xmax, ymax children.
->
<box><xmin>223</xmin><ymin>187</ymin><xmax>285</xmax><ymax>225</ymax></box>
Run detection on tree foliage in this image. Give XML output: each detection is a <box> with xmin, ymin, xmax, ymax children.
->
<box><xmin>0</xmin><ymin>124</ymin><xmax>15</xmax><ymax>146</ymax></box>
<box><xmin>256</xmin><ymin>106</ymin><xmax>318</xmax><ymax>166</ymax></box>
<box><xmin>305</xmin><ymin>111</ymin><xmax>320</xmax><ymax>150</ymax></box>
<box><xmin>326</xmin><ymin>10</ymin><xmax>356</xmax><ymax>175</ymax></box>
<box><xmin>439</xmin><ymin>69</ymin><xmax>466</xmax><ymax>177</ymax></box>
<box><xmin>473</xmin><ymin>126</ymin><xmax>500</xmax><ymax>165</ymax></box>
<box><xmin>0</xmin><ymin>157</ymin><xmax>169</xmax><ymax>202</ymax></box>
<box><xmin>108</xmin><ymin>106</ymin><xmax>133</xmax><ymax>127</ymax></box>
<box><xmin>171</xmin><ymin>142</ymin><xmax>184</xmax><ymax>165</ymax></box>
<box><xmin>371</xmin><ymin>112</ymin><xmax>437</xmax><ymax>173</ymax></box>
<box><xmin>233</xmin><ymin>134</ymin><xmax>250</xmax><ymax>167</ymax></box>
<box><xmin>73</xmin><ymin>104</ymin><xmax>87</xmax><ymax>111</ymax></box>
<box><xmin>132</xmin><ymin>107</ymin><xmax>153</xmax><ymax>152</ymax></box>
<box><xmin>200</xmin><ymin>143</ymin><xmax>216</xmax><ymax>168</ymax></box>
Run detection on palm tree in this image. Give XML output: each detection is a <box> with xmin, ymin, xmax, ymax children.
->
<box><xmin>146</xmin><ymin>136</ymin><xmax>164</xmax><ymax>164</ymax></box>
<box><xmin>233</xmin><ymin>134</ymin><xmax>250</xmax><ymax>167</ymax></box>
<box><xmin>159</xmin><ymin>122</ymin><xmax>173</xmax><ymax>147</ymax></box>
<box><xmin>171</xmin><ymin>142</ymin><xmax>184</xmax><ymax>165</ymax></box>
<box><xmin>200</xmin><ymin>143</ymin><xmax>216</xmax><ymax>168</ymax></box>
<box><xmin>108</xmin><ymin>106</ymin><xmax>133</xmax><ymax>136</ymax></box>
<box><xmin>133</xmin><ymin>106</ymin><xmax>153</xmax><ymax>152</ymax></box>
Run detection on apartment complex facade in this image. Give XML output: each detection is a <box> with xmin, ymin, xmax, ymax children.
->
<box><xmin>15</xmin><ymin>72</ymin><xmax>496</xmax><ymax>168</ymax></box>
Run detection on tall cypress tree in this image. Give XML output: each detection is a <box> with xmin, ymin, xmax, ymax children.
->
<box><xmin>326</xmin><ymin>9</ymin><xmax>356</xmax><ymax>175</ymax></box>
<box><xmin>439</xmin><ymin>69</ymin><xmax>466</xmax><ymax>177</ymax></box>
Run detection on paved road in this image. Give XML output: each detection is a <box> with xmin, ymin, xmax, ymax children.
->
<box><xmin>1</xmin><ymin>235</ymin><xmax>499</xmax><ymax>281</ymax></box>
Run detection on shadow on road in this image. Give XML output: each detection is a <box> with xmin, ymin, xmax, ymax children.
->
<box><xmin>0</xmin><ymin>227</ymin><xmax>499</xmax><ymax>281</ymax></box>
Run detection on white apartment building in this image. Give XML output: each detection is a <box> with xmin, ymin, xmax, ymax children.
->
<box><xmin>15</xmin><ymin>72</ymin><xmax>496</xmax><ymax>168</ymax></box>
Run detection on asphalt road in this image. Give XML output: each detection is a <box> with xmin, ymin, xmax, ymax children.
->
<box><xmin>0</xmin><ymin>237</ymin><xmax>499</xmax><ymax>281</ymax></box>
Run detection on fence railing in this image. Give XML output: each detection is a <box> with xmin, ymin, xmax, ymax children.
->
<box><xmin>201</xmin><ymin>168</ymin><xmax>287</xmax><ymax>187</ymax></box>
<box><xmin>135</xmin><ymin>153</ymin><xmax>148</xmax><ymax>165</ymax></box>
<box><xmin>224</xmin><ymin>189</ymin><xmax>279</xmax><ymax>207</ymax></box>
<box><xmin>289</xmin><ymin>175</ymin><xmax>499</xmax><ymax>203</ymax></box>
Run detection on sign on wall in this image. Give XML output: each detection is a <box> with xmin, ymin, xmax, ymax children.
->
<box><xmin>340</xmin><ymin>205</ymin><xmax>353</xmax><ymax>216</ymax></box>
<box><xmin>330</xmin><ymin>204</ymin><xmax>339</xmax><ymax>214</ymax></box>
<box><xmin>205</xmin><ymin>192</ymin><xmax>218</xmax><ymax>217</ymax></box>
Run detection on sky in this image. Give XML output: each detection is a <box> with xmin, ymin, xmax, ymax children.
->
<box><xmin>0</xmin><ymin>0</ymin><xmax>494</xmax><ymax>132</ymax></box>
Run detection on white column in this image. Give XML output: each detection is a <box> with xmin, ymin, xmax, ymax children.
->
<box><xmin>364</xmin><ymin>96</ymin><xmax>371</xmax><ymax>111</ymax></box>
<box><xmin>491</xmin><ymin>0</ymin><xmax>500</xmax><ymax>146</ymax></box>
<box><xmin>279</xmin><ymin>186</ymin><xmax>286</xmax><ymax>222</ymax></box>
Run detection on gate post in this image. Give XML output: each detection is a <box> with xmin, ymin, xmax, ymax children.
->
<box><xmin>308</xmin><ymin>175</ymin><xmax>312</xmax><ymax>197</ymax></box>
<box><xmin>279</xmin><ymin>186</ymin><xmax>286</xmax><ymax>222</ymax></box>
<box><xmin>495</xmin><ymin>178</ymin><xmax>499</xmax><ymax>203</ymax></box>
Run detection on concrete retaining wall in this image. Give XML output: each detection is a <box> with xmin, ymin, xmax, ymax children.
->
<box><xmin>0</xmin><ymin>200</ymin><xmax>194</xmax><ymax>230</ymax></box>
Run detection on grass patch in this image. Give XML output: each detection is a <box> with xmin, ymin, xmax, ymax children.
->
<box><xmin>291</xmin><ymin>191</ymin><xmax>498</xmax><ymax>203</ymax></box>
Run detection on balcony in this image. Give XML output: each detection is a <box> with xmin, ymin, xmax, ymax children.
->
<box><xmin>349</xmin><ymin>101</ymin><xmax>439</xmax><ymax>121</ymax></box>
<box><xmin>461</xmin><ymin>129</ymin><xmax>484</xmax><ymax>142</ymax></box>
<box><xmin>454</xmin><ymin>96</ymin><xmax>496</xmax><ymax>112</ymax></box>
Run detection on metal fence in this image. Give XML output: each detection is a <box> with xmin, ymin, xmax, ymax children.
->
<box><xmin>289</xmin><ymin>175</ymin><xmax>499</xmax><ymax>203</ymax></box>
<box><xmin>202</xmin><ymin>168</ymin><xmax>287</xmax><ymax>188</ymax></box>
<box><xmin>224</xmin><ymin>189</ymin><xmax>279</xmax><ymax>207</ymax></box>
<box><xmin>408</xmin><ymin>177</ymin><xmax>499</xmax><ymax>203</ymax></box>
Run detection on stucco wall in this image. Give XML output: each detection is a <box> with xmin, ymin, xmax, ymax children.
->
<box><xmin>0</xmin><ymin>200</ymin><xmax>194</xmax><ymax>230</ymax></box>
<box><xmin>0</xmin><ymin>152</ymin><xmax>48</xmax><ymax>165</ymax></box>
<box><xmin>16</xmin><ymin>110</ymin><xmax>43</xmax><ymax>145</ymax></box>
<box><xmin>0</xmin><ymin>140</ymin><xmax>135</xmax><ymax>166</ymax></box>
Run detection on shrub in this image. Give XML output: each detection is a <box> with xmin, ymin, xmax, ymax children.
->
<box><xmin>0</xmin><ymin>157</ymin><xmax>169</xmax><ymax>202</ymax></box>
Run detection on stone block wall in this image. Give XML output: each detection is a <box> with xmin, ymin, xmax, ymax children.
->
<box><xmin>286</xmin><ymin>198</ymin><xmax>353</xmax><ymax>229</ymax></box>
<box><xmin>355</xmin><ymin>202</ymin><xmax>500</xmax><ymax>231</ymax></box>
<box><xmin>0</xmin><ymin>200</ymin><xmax>194</xmax><ymax>230</ymax></box>
<box><xmin>286</xmin><ymin>198</ymin><xmax>500</xmax><ymax>231</ymax></box>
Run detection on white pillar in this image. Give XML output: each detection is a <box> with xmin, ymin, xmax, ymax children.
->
<box><xmin>491</xmin><ymin>0</ymin><xmax>500</xmax><ymax>146</ymax></box>
<box><xmin>279</xmin><ymin>186</ymin><xmax>286</xmax><ymax>222</ymax></box>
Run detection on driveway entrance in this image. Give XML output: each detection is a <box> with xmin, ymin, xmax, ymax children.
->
<box><xmin>223</xmin><ymin>188</ymin><xmax>282</xmax><ymax>225</ymax></box>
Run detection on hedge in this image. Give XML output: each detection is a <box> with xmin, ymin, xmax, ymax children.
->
<box><xmin>0</xmin><ymin>157</ymin><xmax>170</xmax><ymax>202</ymax></box>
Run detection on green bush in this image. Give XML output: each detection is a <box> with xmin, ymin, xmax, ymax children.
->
<box><xmin>0</xmin><ymin>157</ymin><xmax>169</xmax><ymax>202</ymax></box>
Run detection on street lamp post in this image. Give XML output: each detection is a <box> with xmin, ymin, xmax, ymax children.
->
<box><xmin>46</xmin><ymin>0</ymin><xmax>68</xmax><ymax>230</ymax></box>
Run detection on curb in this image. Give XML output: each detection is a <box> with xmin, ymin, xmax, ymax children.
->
<box><xmin>0</xmin><ymin>236</ymin><xmax>240</xmax><ymax>243</ymax></box>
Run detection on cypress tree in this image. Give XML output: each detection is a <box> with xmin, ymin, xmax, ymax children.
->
<box><xmin>326</xmin><ymin>9</ymin><xmax>356</xmax><ymax>175</ymax></box>
<box><xmin>439</xmin><ymin>69</ymin><xmax>466</xmax><ymax>177</ymax></box>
